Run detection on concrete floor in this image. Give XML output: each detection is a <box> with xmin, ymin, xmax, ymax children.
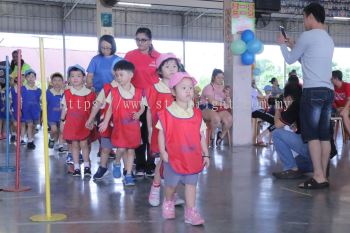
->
<box><xmin>1</xmin><ymin>131</ymin><xmax>350</xmax><ymax>233</ymax></box>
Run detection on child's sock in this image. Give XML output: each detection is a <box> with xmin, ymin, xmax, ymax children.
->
<box><xmin>74</xmin><ymin>163</ymin><xmax>80</xmax><ymax>170</ymax></box>
<box><xmin>84</xmin><ymin>161</ymin><xmax>90</xmax><ymax>168</ymax></box>
<box><xmin>153</xmin><ymin>181</ymin><xmax>161</xmax><ymax>187</ymax></box>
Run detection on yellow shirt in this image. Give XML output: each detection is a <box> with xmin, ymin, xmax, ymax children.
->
<box><xmin>154</xmin><ymin>80</ymin><xmax>171</xmax><ymax>93</ymax></box>
<box><xmin>61</xmin><ymin>86</ymin><xmax>92</xmax><ymax>110</ymax></box>
<box><xmin>95</xmin><ymin>80</ymin><xmax>118</xmax><ymax>107</ymax></box>
<box><xmin>24</xmin><ymin>84</ymin><xmax>38</xmax><ymax>90</ymax></box>
<box><xmin>49</xmin><ymin>88</ymin><xmax>64</xmax><ymax>96</ymax></box>
<box><xmin>156</xmin><ymin>102</ymin><xmax>206</xmax><ymax>132</ymax></box>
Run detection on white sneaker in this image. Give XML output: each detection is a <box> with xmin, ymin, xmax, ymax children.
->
<box><xmin>174</xmin><ymin>193</ymin><xmax>185</xmax><ymax>206</ymax></box>
<box><xmin>148</xmin><ymin>185</ymin><xmax>161</xmax><ymax>207</ymax></box>
<box><xmin>53</xmin><ymin>143</ymin><xmax>60</xmax><ymax>150</ymax></box>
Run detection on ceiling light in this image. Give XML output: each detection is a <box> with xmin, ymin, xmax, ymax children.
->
<box><xmin>117</xmin><ymin>2</ymin><xmax>152</xmax><ymax>7</ymax></box>
<box><xmin>333</xmin><ymin>17</ymin><xmax>350</xmax><ymax>20</ymax></box>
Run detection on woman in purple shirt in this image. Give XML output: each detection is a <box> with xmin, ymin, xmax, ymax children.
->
<box><xmin>199</xmin><ymin>69</ymin><xmax>232</xmax><ymax>146</ymax></box>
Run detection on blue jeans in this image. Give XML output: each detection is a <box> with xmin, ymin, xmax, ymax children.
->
<box><xmin>272</xmin><ymin>128</ymin><xmax>313</xmax><ymax>172</ymax></box>
<box><xmin>300</xmin><ymin>87</ymin><xmax>334</xmax><ymax>142</ymax></box>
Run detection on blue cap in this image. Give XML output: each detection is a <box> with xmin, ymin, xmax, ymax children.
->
<box><xmin>263</xmin><ymin>85</ymin><xmax>272</xmax><ymax>92</ymax></box>
<box><xmin>24</xmin><ymin>68</ymin><xmax>36</xmax><ymax>77</ymax></box>
<box><xmin>67</xmin><ymin>64</ymin><xmax>86</xmax><ymax>76</ymax></box>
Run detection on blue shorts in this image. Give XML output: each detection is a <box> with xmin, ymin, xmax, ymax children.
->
<box><xmin>300</xmin><ymin>87</ymin><xmax>334</xmax><ymax>142</ymax></box>
<box><xmin>0</xmin><ymin>111</ymin><xmax>5</xmax><ymax>119</ymax></box>
<box><xmin>100</xmin><ymin>137</ymin><xmax>113</xmax><ymax>149</ymax></box>
<box><xmin>21</xmin><ymin>106</ymin><xmax>40</xmax><ymax>123</ymax></box>
<box><xmin>163</xmin><ymin>162</ymin><xmax>199</xmax><ymax>187</ymax></box>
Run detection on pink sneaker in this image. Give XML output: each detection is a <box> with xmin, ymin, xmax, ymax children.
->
<box><xmin>162</xmin><ymin>200</ymin><xmax>175</xmax><ymax>219</ymax></box>
<box><xmin>184</xmin><ymin>207</ymin><xmax>204</xmax><ymax>225</ymax></box>
<box><xmin>148</xmin><ymin>184</ymin><xmax>161</xmax><ymax>207</ymax></box>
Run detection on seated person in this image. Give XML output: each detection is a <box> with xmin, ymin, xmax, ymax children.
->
<box><xmin>331</xmin><ymin>70</ymin><xmax>350</xmax><ymax>134</ymax></box>
<box><xmin>200</xmin><ymin>69</ymin><xmax>232</xmax><ymax>146</ymax></box>
<box><xmin>251</xmin><ymin>79</ymin><xmax>274</xmax><ymax>145</ymax></box>
<box><xmin>272</xmin><ymin>84</ymin><xmax>337</xmax><ymax>179</ymax></box>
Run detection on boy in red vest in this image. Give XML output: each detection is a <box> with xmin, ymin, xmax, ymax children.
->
<box><xmin>60</xmin><ymin>65</ymin><xmax>96</xmax><ymax>177</ymax></box>
<box><xmin>157</xmin><ymin>72</ymin><xmax>210</xmax><ymax>225</ymax></box>
<box><xmin>99</xmin><ymin>60</ymin><xmax>145</xmax><ymax>186</ymax></box>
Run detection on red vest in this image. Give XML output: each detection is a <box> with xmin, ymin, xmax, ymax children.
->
<box><xmin>111</xmin><ymin>87</ymin><xmax>142</xmax><ymax>148</ymax></box>
<box><xmin>99</xmin><ymin>83</ymin><xmax>113</xmax><ymax>138</ymax></box>
<box><xmin>63</xmin><ymin>89</ymin><xmax>96</xmax><ymax>141</ymax></box>
<box><xmin>158</xmin><ymin>108</ymin><xmax>203</xmax><ymax>174</ymax></box>
<box><xmin>146</xmin><ymin>85</ymin><xmax>174</xmax><ymax>154</ymax></box>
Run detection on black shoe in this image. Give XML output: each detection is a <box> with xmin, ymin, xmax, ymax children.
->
<box><xmin>109</xmin><ymin>151</ymin><xmax>116</xmax><ymax>159</ymax></box>
<box><xmin>145</xmin><ymin>170</ymin><xmax>155</xmax><ymax>177</ymax></box>
<box><xmin>27</xmin><ymin>142</ymin><xmax>36</xmax><ymax>150</ymax></box>
<box><xmin>48</xmin><ymin>139</ymin><xmax>55</xmax><ymax>149</ymax></box>
<box><xmin>93</xmin><ymin>166</ymin><xmax>109</xmax><ymax>180</ymax></box>
<box><xmin>20</xmin><ymin>140</ymin><xmax>26</xmax><ymax>145</ymax></box>
<box><xmin>272</xmin><ymin>169</ymin><xmax>303</xmax><ymax>179</ymax></box>
<box><xmin>84</xmin><ymin>167</ymin><xmax>92</xmax><ymax>177</ymax></box>
<box><xmin>10</xmin><ymin>135</ymin><xmax>16</xmax><ymax>143</ymax></box>
<box><xmin>72</xmin><ymin>169</ymin><xmax>81</xmax><ymax>177</ymax></box>
<box><xmin>135</xmin><ymin>170</ymin><xmax>145</xmax><ymax>177</ymax></box>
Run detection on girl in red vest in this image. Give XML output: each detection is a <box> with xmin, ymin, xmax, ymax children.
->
<box><xmin>157</xmin><ymin>72</ymin><xmax>210</xmax><ymax>226</ymax></box>
<box><xmin>99</xmin><ymin>60</ymin><xmax>145</xmax><ymax>186</ymax></box>
<box><xmin>146</xmin><ymin>53</ymin><xmax>186</xmax><ymax>207</ymax></box>
<box><xmin>61</xmin><ymin>65</ymin><xmax>96</xmax><ymax>177</ymax></box>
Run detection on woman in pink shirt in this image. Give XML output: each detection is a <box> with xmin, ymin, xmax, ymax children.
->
<box><xmin>200</xmin><ymin>69</ymin><xmax>232</xmax><ymax>146</ymax></box>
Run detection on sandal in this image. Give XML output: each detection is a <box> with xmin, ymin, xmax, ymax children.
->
<box><xmin>298</xmin><ymin>178</ymin><xmax>329</xmax><ymax>189</ymax></box>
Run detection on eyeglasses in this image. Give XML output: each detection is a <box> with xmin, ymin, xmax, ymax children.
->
<box><xmin>135</xmin><ymin>38</ymin><xmax>149</xmax><ymax>43</ymax></box>
<box><xmin>101</xmin><ymin>46</ymin><xmax>112</xmax><ymax>50</ymax></box>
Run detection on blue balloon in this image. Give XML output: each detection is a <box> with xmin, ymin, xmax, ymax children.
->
<box><xmin>247</xmin><ymin>39</ymin><xmax>263</xmax><ymax>54</ymax></box>
<box><xmin>241</xmin><ymin>29</ymin><xmax>255</xmax><ymax>43</ymax></box>
<box><xmin>253</xmin><ymin>68</ymin><xmax>261</xmax><ymax>76</ymax></box>
<box><xmin>241</xmin><ymin>52</ymin><xmax>255</xmax><ymax>65</ymax></box>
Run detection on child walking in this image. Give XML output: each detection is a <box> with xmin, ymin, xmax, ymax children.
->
<box><xmin>157</xmin><ymin>72</ymin><xmax>210</xmax><ymax>225</ymax></box>
<box><xmin>85</xmin><ymin>72</ymin><xmax>119</xmax><ymax>180</ymax></box>
<box><xmin>99</xmin><ymin>60</ymin><xmax>145</xmax><ymax>186</ymax></box>
<box><xmin>47</xmin><ymin>72</ymin><xmax>65</xmax><ymax>151</ymax></box>
<box><xmin>146</xmin><ymin>53</ymin><xmax>183</xmax><ymax>207</ymax></box>
<box><xmin>61</xmin><ymin>65</ymin><xmax>96</xmax><ymax>177</ymax></box>
<box><xmin>21</xmin><ymin>69</ymin><xmax>42</xmax><ymax>150</ymax></box>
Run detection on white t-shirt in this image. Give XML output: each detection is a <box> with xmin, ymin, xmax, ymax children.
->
<box><xmin>280</xmin><ymin>29</ymin><xmax>334</xmax><ymax>89</ymax></box>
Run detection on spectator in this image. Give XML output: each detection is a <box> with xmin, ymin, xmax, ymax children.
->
<box><xmin>200</xmin><ymin>69</ymin><xmax>232</xmax><ymax>146</ymax></box>
<box><xmin>269</xmin><ymin>77</ymin><xmax>283</xmax><ymax>97</ymax></box>
<box><xmin>331</xmin><ymin>70</ymin><xmax>350</xmax><ymax>134</ymax></box>
<box><xmin>278</xmin><ymin>2</ymin><xmax>334</xmax><ymax>189</ymax></box>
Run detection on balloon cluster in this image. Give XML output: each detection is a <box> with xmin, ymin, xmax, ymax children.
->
<box><xmin>230</xmin><ymin>29</ymin><xmax>264</xmax><ymax>65</ymax></box>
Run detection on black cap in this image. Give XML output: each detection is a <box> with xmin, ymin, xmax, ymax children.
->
<box><xmin>269</xmin><ymin>77</ymin><xmax>277</xmax><ymax>84</ymax></box>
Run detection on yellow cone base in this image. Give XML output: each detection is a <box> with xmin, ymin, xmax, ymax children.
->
<box><xmin>30</xmin><ymin>213</ymin><xmax>67</xmax><ymax>222</ymax></box>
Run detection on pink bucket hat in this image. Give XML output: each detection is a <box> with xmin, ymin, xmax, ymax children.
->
<box><xmin>156</xmin><ymin>53</ymin><xmax>180</xmax><ymax>69</ymax></box>
<box><xmin>169</xmin><ymin>72</ymin><xmax>197</xmax><ymax>89</ymax></box>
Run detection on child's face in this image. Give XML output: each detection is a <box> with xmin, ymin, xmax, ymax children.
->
<box><xmin>69</xmin><ymin>71</ymin><xmax>84</xmax><ymax>87</ymax></box>
<box><xmin>160</xmin><ymin>59</ymin><xmax>179</xmax><ymax>80</ymax></box>
<box><xmin>173</xmin><ymin>78</ymin><xmax>194</xmax><ymax>103</ymax></box>
<box><xmin>51</xmin><ymin>77</ymin><xmax>63</xmax><ymax>90</ymax></box>
<box><xmin>115</xmin><ymin>69</ymin><xmax>133</xmax><ymax>86</ymax></box>
<box><xmin>26</xmin><ymin>73</ymin><xmax>36</xmax><ymax>86</ymax></box>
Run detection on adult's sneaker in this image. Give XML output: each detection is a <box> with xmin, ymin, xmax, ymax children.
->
<box><xmin>27</xmin><ymin>142</ymin><xmax>36</xmax><ymax>150</ymax></box>
<box><xmin>135</xmin><ymin>170</ymin><xmax>145</xmax><ymax>177</ymax></box>
<box><xmin>124</xmin><ymin>175</ymin><xmax>135</xmax><ymax>186</ymax></box>
<box><xmin>272</xmin><ymin>169</ymin><xmax>303</xmax><ymax>179</ymax></box>
<box><xmin>145</xmin><ymin>170</ymin><xmax>155</xmax><ymax>177</ymax></box>
<box><xmin>113</xmin><ymin>163</ymin><xmax>122</xmax><ymax>178</ymax></box>
<box><xmin>10</xmin><ymin>135</ymin><xmax>16</xmax><ymax>143</ymax></box>
<box><xmin>84</xmin><ymin>167</ymin><xmax>92</xmax><ymax>177</ymax></box>
<box><xmin>93</xmin><ymin>166</ymin><xmax>109</xmax><ymax>180</ymax></box>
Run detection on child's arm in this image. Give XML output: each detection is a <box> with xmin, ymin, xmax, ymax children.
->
<box><xmin>98</xmin><ymin>104</ymin><xmax>112</xmax><ymax>132</ymax></box>
<box><xmin>85</xmin><ymin>101</ymin><xmax>102</xmax><ymax>130</ymax></box>
<box><xmin>158</xmin><ymin>128</ymin><xmax>168</xmax><ymax>162</ymax></box>
<box><xmin>146</xmin><ymin>108</ymin><xmax>152</xmax><ymax>143</ymax></box>
<box><xmin>200</xmin><ymin>131</ymin><xmax>210</xmax><ymax>168</ymax></box>
<box><xmin>59</xmin><ymin>105</ymin><xmax>67</xmax><ymax>133</ymax></box>
<box><xmin>132</xmin><ymin>101</ymin><xmax>145</xmax><ymax>120</ymax></box>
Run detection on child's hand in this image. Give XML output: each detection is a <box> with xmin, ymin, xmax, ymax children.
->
<box><xmin>85</xmin><ymin>119</ymin><xmax>93</xmax><ymax>130</ymax></box>
<box><xmin>160</xmin><ymin>151</ymin><xmax>169</xmax><ymax>162</ymax></box>
<box><xmin>203</xmin><ymin>157</ymin><xmax>210</xmax><ymax>168</ymax></box>
<box><xmin>132</xmin><ymin>112</ymin><xmax>141</xmax><ymax>120</ymax></box>
<box><xmin>98</xmin><ymin>120</ymin><xmax>108</xmax><ymax>133</ymax></box>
